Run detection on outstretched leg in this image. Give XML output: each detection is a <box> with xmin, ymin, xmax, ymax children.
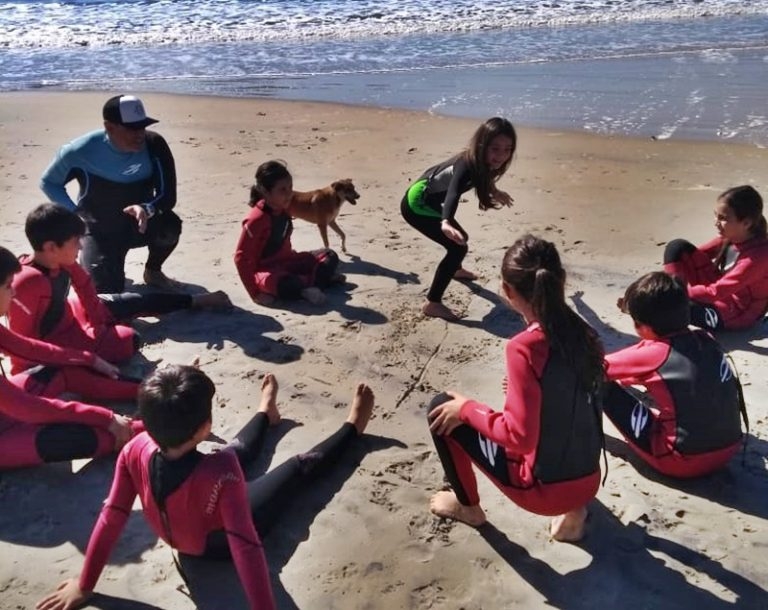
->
<box><xmin>227</xmin><ymin>373</ymin><xmax>281</xmax><ymax>469</ymax></box>
<box><xmin>246</xmin><ymin>383</ymin><xmax>374</xmax><ymax>537</ymax></box>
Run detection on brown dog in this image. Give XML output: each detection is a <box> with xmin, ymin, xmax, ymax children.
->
<box><xmin>288</xmin><ymin>178</ymin><xmax>360</xmax><ymax>253</ymax></box>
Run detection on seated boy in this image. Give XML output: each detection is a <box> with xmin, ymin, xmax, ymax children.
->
<box><xmin>36</xmin><ymin>366</ymin><xmax>374</xmax><ymax>610</ymax></box>
<box><xmin>8</xmin><ymin>204</ymin><xmax>230</xmax><ymax>374</ymax></box>
<box><xmin>605</xmin><ymin>272</ymin><xmax>745</xmax><ymax>478</ymax></box>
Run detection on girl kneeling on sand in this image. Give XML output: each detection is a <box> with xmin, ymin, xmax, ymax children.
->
<box><xmin>426</xmin><ymin>234</ymin><xmax>604</xmax><ymax>541</ymax></box>
<box><xmin>235</xmin><ymin>160</ymin><xmax>342</xmax><ymax>307</ymax></box>
<box><xmin>663</xmin><ymin>185</ymin><xmax>768</xmax><ymax>331</ymax></box>
<box><xmin>401</xmin><ymin>117</ymin><xmax>516</xmax><ymax>321</ymax></box>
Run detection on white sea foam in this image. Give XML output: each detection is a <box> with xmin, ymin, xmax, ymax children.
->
<box><xmin>0</xmin><ymin>0</ymin><xmax>767</xmax><ymax>49</ymax></box>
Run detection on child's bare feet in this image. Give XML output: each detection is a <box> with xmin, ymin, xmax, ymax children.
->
<box><xmin>453</xmin><ymin>268</ymin><xmax>478</xmax><ymax>281</ymax></box>
<box><xmin>258</xmin><ymin>373</ymin><xmax>281</xmax><ymax>426</ymax></box>
<box><xmin>346</xmin><ymin>383</ymin><xmax>375</xmax><ymax>434</ymax></box>
<box><xmin>429</xmin><ymin>490</ymin><xmax>486</xmax><ymax>527</ymax></box>
<box><xmin>550</xmin><ymin>506</ymin><xmax>588</xmax><ymax>542</ymax></box>
<box><xmin>301</xmin><ymin>287</ymin><xmax>326</xmax><ymax>305</ymax></box>
<box><xmin>422</xmin><ymin>301</ymin><xmax>462</xmax><ymax>321</ymax></box>
<box><xmin>192</xmin><ymin>290</ymin><xmax>233</xmax><ymax>311</ymax></box>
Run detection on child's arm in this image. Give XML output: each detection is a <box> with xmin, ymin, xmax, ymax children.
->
<box><xmin>0</xmin><ymin>376</ymin><xmax>114</xmax><ymax>428</ymax></box>
<box><xmin>687</xmin><ymin>253</ymin><xmax>765</xmax><ymax>305</ymax></box>
<box><xmin>66</xmin><ymin>263</ymin><xmax>114</xmax><ymax>328</ymax></box>
<box><xmin>144</xmin><ymin>132</ymin><xmax>177</xmax><ymax>213</ymax></box>
<box><xmin>218</xmin><ymin>460</ymin><xmax>276</xmax><ymax>609</ymax></box>
<box><xmin>0</xmin><ymin>324</ymin><xmax>95</xmax><ymax>369</ymax></box>
<box><xmin>459</xmin><ymin>339</ymin><xmax>542</xmax><ymax>453</ymax></box>
<box><xmin>37</xmin><ymin>450</ymin><xmax>138</xmax><ymax>610</ymax></box>
<box><xmin>604</xmin><ymin>340</ymin><xmax>668</xmax><ymax>385</ymax></box>
<box><xmin>8</xmin><ymin>272</ymin><xmax>51</xmax><ymax>341</ymax></box>
<box><xmin>234</xmin><ymin>214</ymin><xmax>270</xmax><ymax>301</ymax></box>
<box><xmin>698</xmin><ymin>236</ymin><xmax>724</xmax><ymax>260</ymax></box>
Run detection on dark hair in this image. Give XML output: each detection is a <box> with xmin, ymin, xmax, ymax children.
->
<box><xmin>622</xmin><ymin>272</ymin><xmax>690</xmax><ymax>336</ymax></box>
<box><xmin>248</xmin><ymin>160</ymin><xmax>292</xmax><ymax>207</ymax></box>
<box><xmin>713</xmin><ymin>185</ymin><xmax>766</xmax><ymax>269</ymax></box>
<box><xmin>463</xmin><ymin>117</ymin><xmax>517</xmax><ymax>211</ymax></box>
<box><xmin>138</xmin><ymin>365</ymin><xmax>216</xmax><ymax>451</ymax></box>
<box><xmin>0</xmin><ymin>246</ymin><xmax>21</xmax><ymax>285</ymax></box>
<box><xmin>501</xmin><ymin>234</ymin><xmax>604</xmax><ymax>389</ymax></box>
<box><xmin>25</xmin><ymin>203</ymin><xmax>86</xmax><ymax>251</ymax></box>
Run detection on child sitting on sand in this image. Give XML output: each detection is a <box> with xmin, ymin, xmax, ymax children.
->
<box><xmin>234</xmin><ymin>160</ymin><xmax>343</xmax><ymax>307</ymax></box>
<box><xmin>663</xmin><ymin>185</ymin><xmax>768</xmax><ymax>331</ymax></box>
<box><xmin>0</xmin><ymin>246</ymin><xmax>138</xmax><ymax>470</ymax></box>
<box><xmin>8</xmin><ymin>204</ymin><xmax>231</xmax><ymax>375</ymax></box>
<box><xmin>606</xmin><ymin>272</ymin><xmax>745</xmax><ymax>477</ymax></box>
<box><xmin>36</xmin><ymin>365</ymin><xmax>375</xmax><ymax>610</ymax></box>
<box><xmin>426</xmin><ymin>234</ymin><xmax>604</xmax><ymax>542</ymax></box>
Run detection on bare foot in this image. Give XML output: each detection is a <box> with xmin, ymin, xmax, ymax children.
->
<box><xmin>550</xmin><ymin>506</ymin><xmax>588</xmax><ymax>542</ymax></box>
<box><xmin>301</xmin><ymin>287</ymin><xmax>326</xmax><ymax>305</ymax></box>
<box><xmin>453</xmin><ymin>268</ymin><xmax>478</xmax><ymax>281</ymax></box>
<box><xmin>192</xmin><ymin>290</ymin><xmax>232</xmax><ymax>311</ymax></box>
<box><xmin>144</xmin><ymin>268</ymin><xmax>185</xmax><ymax>292</ymax></box>
<box><xmin>346</xmin><ymin>383</ymin><xmax>375</xmax><ymax>435</ymax></box>
<box><xmin>258</xmin><ymin>373</ymin><xmax>281</xmax><ymax>425</ymax></box>
<box><xmin>422</xmin><ymin>301</ymin><xmax>461</xmax><ymax>321</ymax></box>
<box><xmin>429</xmin><ymin>490</ymin><xmax>486</xmax><ymax>527</ymax></box>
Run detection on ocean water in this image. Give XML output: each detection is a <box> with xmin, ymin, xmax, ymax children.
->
<box><xmin>1</xmin><ymin>0</ymin><xmax>768</xmax><ymax>144</ymax></box>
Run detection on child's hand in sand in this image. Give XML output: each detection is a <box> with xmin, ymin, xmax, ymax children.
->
<box><xmin>91</xmin><ymin>355</ymin><xmax>119</xmax><ymax>379</ymax></box>
<box><xmin>492</xmin><ymin>188</ymin><xmax>514</xmax><ymax>208</ymax></box>
<box><xmin>428</xmin><ymin>391</ymin><xmax>469</xmax><ymax>436</ymax></box>
<box><xmin>616</xmin><ymin>296</ymin><xmax>626</xmax><ymax>312</ymax></box>
<box><xmin>108</xmin><ymin>414</ymin><xmax>134</xmax><ymax>451</ymax></box>
<box><xmin>36</xmin><ymin>578</ymin><xmax>91</xmax><ymax>610</ymax></box>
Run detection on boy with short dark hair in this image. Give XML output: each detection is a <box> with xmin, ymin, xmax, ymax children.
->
<box><xmin>605</xmin><ymin>271</ymin><xmax>744</xmax><ymax>477</ymax></box>
<box><xmin>0</xmin><ymin>245</ymin><xmax>138</xmax><ymax>470</ymax></box>
<box><xmin>9</xmin><ymin>204</ymin><xmax>230</xmax><ymax>375</ymax></box>
<box><xmin>37</xmin><ymin>367</ymin><xmax>375</xmax><ymax>610</ymax></box>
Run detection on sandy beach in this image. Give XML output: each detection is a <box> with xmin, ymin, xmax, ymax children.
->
<box><xmin>1</xmin><ymin>91</ymin><xmax>767</xmax><ymax>610</ymax></box>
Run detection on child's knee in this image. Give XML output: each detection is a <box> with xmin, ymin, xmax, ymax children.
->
<box><xmin>427</xmin><ymin>392</ymin><xmax>453</xmax><ymax>417</ymax></box>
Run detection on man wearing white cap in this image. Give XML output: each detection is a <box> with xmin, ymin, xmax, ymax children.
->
<box><xmin>40</xmin><ymin>95</ymin><xmax>182</xmax><ymax>293</ymax></box>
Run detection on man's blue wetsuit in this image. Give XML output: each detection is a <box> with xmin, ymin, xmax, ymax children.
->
<box><xmin>41</xmin><ymin>129</ymin><xmax>181</xmax><ymax>293</ymax></box>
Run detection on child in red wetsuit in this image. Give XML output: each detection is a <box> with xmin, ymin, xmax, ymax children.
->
<box><xmin>605</xmin><ymin>272</ymin><xmax>744</xmax><ymax>478</ymax></box>
<box><xmin>9</xmin><ymin>204</ymin><xmax>231</xmax><ymax>375</ymax></box>
<box><xmin>36</xmin><ymin>365</ymin><xmax>375</xmax><ymax>610</ymax></box>
<box><xmin>0</xmin><ymin>247</ymin><xmax>138</xmax><ymax>469</ymax></box>
<box><xmin>663</xmin><ymin>185</ymin><xmax>768</xmax><ymax>331</ymax></box>
<box><xmin>234</xmin><ymin>160</ymin><xmax>341</xmax><ymax>307</ymax></box>
<box><xmin>426</xmin><ymin>234</ymin><xmax>605</xmax><ymax>542</ymax></box>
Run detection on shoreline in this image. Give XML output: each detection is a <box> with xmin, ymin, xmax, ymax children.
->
<box><xmin>1</xmin><ymin>90</ymin><xmax>767</xmax><ymax>610</ymax></box>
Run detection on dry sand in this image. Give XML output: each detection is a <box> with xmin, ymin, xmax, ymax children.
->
<box><xmin>1</xmin><ymin>91</ymin><xmax>767</xmax><ymax>610</ymax></box>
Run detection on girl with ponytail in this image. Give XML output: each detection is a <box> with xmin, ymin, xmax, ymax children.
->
<box><xmin>663</xmin><ymin>185</ymin><xmax>768</xmax><ymax>330</ymax></box>
<box><xmin>426</xmin><ymin>234</ymin><xmax>604</xmax><ymax>541</ymax></box>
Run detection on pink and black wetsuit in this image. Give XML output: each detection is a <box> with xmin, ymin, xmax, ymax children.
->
<box><xmin>604</xmin><ymin>329</ymin><xmax>743</xmax><ymax>478</ymax></box>
<box><xmin>428</xmin><ymin>322</ymin><xmax>602</xmax><ymax>516</ymax></box>
<box><xmin>9</xmin><ymin>257</ymin><xmax>136</xmax><ymax>372</ymax></box>
<box><xmin>663</xmin><ymin>237</ymin><xmax>768</xmax><ymax>330</ymax></box>
<box><xmin>234</xmin><ymin>200</ymin><xmax>338</xmax><ymax>301</ymax></box>
<box><xmin>79</xmin><ymin>412</ymin><xmax>361</xmax><ymax>609</ymax></box>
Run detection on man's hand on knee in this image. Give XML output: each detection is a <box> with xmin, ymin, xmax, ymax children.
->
<box><xmin>123</xmin><ymin>204</ymin><xmax>148</xmax><ymax>233</ymax></box>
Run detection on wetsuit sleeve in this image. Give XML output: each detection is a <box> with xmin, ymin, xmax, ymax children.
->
<box><xmin>0</xmin><ymin>324</ymin><xmax>95</xmax><ymax>368</ymax></box>
<box><xmin>698</xmin><ymin>237</ymin><xmax>724</xmax><ymax>259</ymax></box>
<box><xmin>459</xmin><ymin>338</ymin><xmax>542</xmax><ymax>452</ymax></box>
<box><xmin>145</xmin><ymin>132</ymin><xmax>177</xmax><ymax>213</ymax></box>
<box><xmin>9</xmin><ymin>270</ymin><xmax>52</xmax><ymax>341</ymax></box>
<box><xmin>40</xmin><ymin>145</ymin><xmax>79</xmax><ymax>211</ymax></box>
<box><xmin>687</xmin><ymin>252</ymin><xmax>765</xmax><ymax>305</ymax></box>
<box><xmin>217</xmin><ymin>461</ymin><xmax>276</xmax><ymax>610</ymax></box>
<box><xmin>605</xmin><ymin>340</ymin><xmax>669</xmax><ymax>384</ymax></box>
<box><xmin>441</xmin><ymin>156</ymin><xmax>472</xmax><ymax>222</ymax></box>
<box><xmin>67</xmin><ymin>263</ymin><xmax>115</xmax><ymax>327</ymax></box>
<box><xmin>234</xmin><ymin>212</ymin><xmax>270</xmax><ymax>301</ymax></box>
<box><xmin>0</xmin><ymin>376</ymin><xmax>113</xmax><ymax>427</ymax></box>
<box><xmin>79</xmin><ymin>449</ymin><xmax>137</xmax><ymax>592</ymax></box>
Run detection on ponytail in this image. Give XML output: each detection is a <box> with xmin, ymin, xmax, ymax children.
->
<box><xmin>503</xmin><ymin>235</ymin><xmax>604</xmax><ymax>390</ymax></box>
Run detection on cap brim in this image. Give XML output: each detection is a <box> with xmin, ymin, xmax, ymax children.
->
<box><xmin>123</xmin><ymin>117</ymin><xmax>159</xmax><ymax>130</ymax></box>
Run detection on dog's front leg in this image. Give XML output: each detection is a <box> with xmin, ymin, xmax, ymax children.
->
<box><xmin>329</xmin><ymin>220</ymin><xmax>346</xmax><ymax>253</ymax></box>
<box><xmin>318</xmin><ymin>223</ymin><xmax>331</xmax><ymax>250</ymax></box>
